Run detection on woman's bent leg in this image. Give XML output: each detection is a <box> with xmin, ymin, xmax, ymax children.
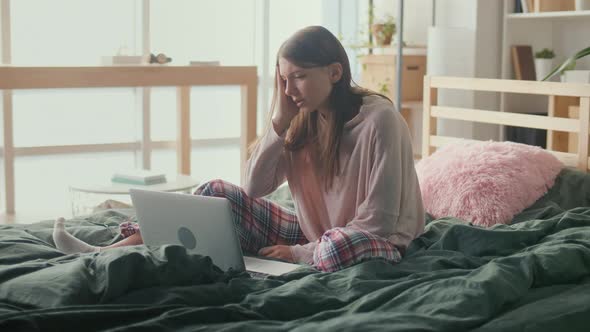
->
<box><xmin>195</xmin><ymin>179</ymin><xmax>307</xmax><ymax>254</ymax></box>
<box><xmin>53</xmin><ymin>217</ymin><xmax>144</xmax><ymax>254</ymax></box>
<box><xmin>53</xmin><ymin>179</ymin><xmax>305</xmax><ymax>255</ymax></box>
<box><xmin>101</xmin><ymin>232</ymin><xmax>143</xmax><ymax>249</ymax></box>
<box><xmin>313</xmin><ymin>227</ymin><xmax>402</xmax><ymax>272</ymax></box>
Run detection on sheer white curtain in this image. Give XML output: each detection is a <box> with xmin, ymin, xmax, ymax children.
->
<box><xmin>4</xmin><ymin>0</ymin><xmax>327</xmax><ymax>218</ymax></box>
<box><xmin>149</xmin><ymin>0</ymin><xmax>323</xmax><ymax>185</ymax></box>
<box><xmin>149</xmin><ymin>0</ymin><xmax>258</xmax><ymax>184</ymax></box>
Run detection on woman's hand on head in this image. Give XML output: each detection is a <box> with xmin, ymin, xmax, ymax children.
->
<box><xmin>272</xmin><ymin>66</ymin><xmax>299</xmax><ymax>135</ymax></box>
<box><xmin>258</xmin><ymin>245</ymin><xmax>295</xmax><ymax>263</ymax></box>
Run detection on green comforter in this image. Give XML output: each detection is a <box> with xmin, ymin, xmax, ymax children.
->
<box><xmin>1</xmin><ymin>168</ymin><xmax>590</xmax><ymax>331</ymax></box>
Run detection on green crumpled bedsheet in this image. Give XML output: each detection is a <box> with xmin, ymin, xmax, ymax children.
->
<box><xmin>0</xmin><ymin>168</ymin><xmax>589</xmax><ymax>331</ymax></box>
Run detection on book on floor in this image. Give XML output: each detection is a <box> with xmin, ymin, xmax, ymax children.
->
<box><xmin>111</xmin><ymin>169</ymin><xmax>167</xmax><ymax>185</ymax></box>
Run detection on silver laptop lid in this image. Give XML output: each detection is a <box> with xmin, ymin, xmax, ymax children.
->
<box><xmin>129</xmin><ymin>188</ymin><xmax>246</xmax><ymax>272</ymax></box>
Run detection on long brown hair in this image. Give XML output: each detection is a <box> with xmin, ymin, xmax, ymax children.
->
<box><xmin>254</xmin><ymin>26</ymin><xmax>388</xmax><ymax>190</ymax></box>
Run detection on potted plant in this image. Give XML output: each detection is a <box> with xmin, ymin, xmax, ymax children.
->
<box><xmin>534</xmin><ymin>48</ymin><xmax>555</xmax><ymax>81</ymax></box>
<box><xmin>371</xmin><ymin>15</ymin><xmax>396</xmax><ymax>46</ymax></box>
<box><xmin>542</xmin><ymin>46</ymin><xmax>590</xmax><ymax>83</ymax></box>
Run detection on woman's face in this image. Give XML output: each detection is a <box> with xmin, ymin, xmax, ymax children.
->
<box><xmin>278</xmin><ymin>57</ymin><xmax>338</xmax><ymax>114</ymax></box>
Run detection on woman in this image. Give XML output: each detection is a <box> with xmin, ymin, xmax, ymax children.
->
<box><xmin>53</xmin><ymin>26</ymin><xmax>424</xmax><ymax>272</ymax></box>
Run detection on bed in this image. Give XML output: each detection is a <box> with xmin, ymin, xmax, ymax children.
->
<box><xmin>1</xmin><ymin>76</ymin><xmax>590</xmax><ymax>331</ymax></box>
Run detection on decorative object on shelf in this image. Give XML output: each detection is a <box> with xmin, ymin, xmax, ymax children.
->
<box><xmin>363</xmin><ymin>0</ymin><xmax>397</xmax><ymax>48</ymax></box>
<box><xmin>101</xmin><ymin>45</ymin><xmax>150</xmax><ymax>66</ymax></box>
<box><xmin>101</xmin><ymin>55</ymin><xmax>148</xmax><ymax>66</ymax></box>
<box><xmin>149</xmin><ymin>53</ymin><xmax>172</xmax><ymax>64</ymax></box>
<box><xmin>534</xmin><ymin>48</ymin><xmax>555</xmax><ymax>81</ymax></box>
<box><xmin>343</xmin><ymin>0</ymin><xmax>408</xmax><ymax>53</ymax></box>
<box><xmin>542</xmin><ymin>46</ymin><xmax>590</xmax><ymax>81</ymax></box>
<box><xmin>519</xmin><ymin>0</ymin><xmax>534</xmax><ymax>13</ymax></box>
<box><xmin>534</xmin><ymin>48</ymin><xmax>555</xmax><ymax>58</ymax></box>
<box><xmin>359</xmin><ymin>51</ymin><xmax>426</xmax><ymax>102</ymax></box>
<box><xmin>371</xmin><ymin>15</ymin><xmax>396</xmax><ymax>46</ymax></box>
<box><xmin>562</xmin><ymin>70</ymin><xmax>590</xmax><ymax>83</ymax></box>
<box><xmin>575</xmin><ymin>0</ymin><xmax>590</xmax><ymax>10</ymax></box>
<box><xmin>189</xmin><ymin>60</ymin><xmax>220</xmax><ymax>66</ymax></box>
<box><xmin>533</xmin><ymin>0</ymin><xmax>575</xmax><ymax>12</ymax></box>
<box><xmin>515</xmin><ymin>0</ymin><xmax>523</xmax><ymax>13</ymax></box>
<box><xmin>511</xmin><ymin>45</ymin><xmax>536</xmax><ymax>80</ymax></box>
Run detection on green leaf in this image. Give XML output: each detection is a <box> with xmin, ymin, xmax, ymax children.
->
<box><xmin>542</xmin><ymin>46</ymin><xmax>590</xmax><ymax>81</ymax></box>
<box><xmin>535</xmin><ymin>48</ymin><xmax>555</xmax><ymax>59</ymax></box>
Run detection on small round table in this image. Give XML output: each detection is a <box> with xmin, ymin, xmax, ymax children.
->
<box><xmin>69</xmin><ymin>174</ymin><xmax>200</xmax><ymax>216</ymax></box>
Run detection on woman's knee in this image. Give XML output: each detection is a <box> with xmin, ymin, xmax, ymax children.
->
<box><xmin>194</xmin><ymin>179</ymin><xmax>238</xmax><ymax>197</ymax></box>
<box><xmin>313</xmin><ymin>227</ymin><xmax>401</xmax><ymax>272</ymax></box>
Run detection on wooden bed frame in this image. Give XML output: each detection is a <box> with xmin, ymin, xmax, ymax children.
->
<box><xmin>0</xmin><ymin>66</ymin><xmax>258</xmax><ymax>214</ymax></box>
<box><xmin>422</xmin><ymin>76</ymin><xmax>590</xmax><ymax>171</ymax></box>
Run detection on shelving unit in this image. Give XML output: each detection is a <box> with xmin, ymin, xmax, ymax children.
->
<box><xmin>506</xmin><ymin>9</ymin><xmax>590</xmax><ymax>19</ymax></box>
<box><xmin>499</xmin><ymin>0</ymin><xmax>590</xmax><ymax>147</ymax></box>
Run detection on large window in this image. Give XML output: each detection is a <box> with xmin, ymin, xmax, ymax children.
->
<box><xmin>150</xmin><ymin>0</ymin><xmax>257</xmax><ymax>66</ymax></box>
<box><xmin>11</xmin><ymin>0</ymin><xmax>138</xmax><ymax>66</ymax></box>
<box><xmin>149</xmin><ymin>0</ymin><xmax>258</xmax><ymax>185</ymax></box>
<box><xmin>267</xmin><ymin>1</ymin><xmax>323</xmax><ymax>73</ymax></box>
<box><xmin>9</xmin><ymin>0</ymin><xmax>139</xmax><ymax>216</ymax></box>
<box><xmin>2</xmin><ymin>0</ymin><xmax>332</xmax><ymax>219</ymax></box>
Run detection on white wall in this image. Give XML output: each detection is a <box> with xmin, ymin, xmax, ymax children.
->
<box><xmin>472</xmin><ymin>0</ymin><xmax>503</xmax><ymax>140</ymax></box>
<box><xmin>427</xmin><ymin>25</ymin><xmax>476</xmax><ymax>139</ymax></box>
<box><xmin>435</xmin><ymin>0</ymin><xmax>477</xmax><ymax>29</ymax></box>
<box><xmin>353</xmin><ymin>0</ymin><xmax>503</xmax><ymax>143</ymax></box>
<box><xmin>427</xmin><ymin>0</ymin><xmax>503</xmax><ymax>141</ymax></box>
<box><xmin>323</xmin><ymin>0</ymin><xmax>362</xmax><ymax>80</ymax></box>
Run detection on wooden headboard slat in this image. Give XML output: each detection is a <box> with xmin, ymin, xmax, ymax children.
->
<box><xmin>429</xmin><ymin>76</ymin><xmax>590</xmax><ymax>97</ymax></box>
<box><xmin>431</xmin><ymin>106</ymin><xmax>580</xmax><ymax>133</ymax></box>
<box><xmin>423</xmin><ymin>76</ymin><xmax>590</xmax><ymax>172</ymax></box>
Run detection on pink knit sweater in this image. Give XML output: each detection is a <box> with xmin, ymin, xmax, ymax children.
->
<box><xmin>243</xmin><ymin>95</ymin><xmax>425</xmax><ymax>264</ymax></box>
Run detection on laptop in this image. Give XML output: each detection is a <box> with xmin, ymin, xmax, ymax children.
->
<box><xmin>129</xmin><ymin>188</ymin><xmax>302</xmax><ymax>276</ymax></box>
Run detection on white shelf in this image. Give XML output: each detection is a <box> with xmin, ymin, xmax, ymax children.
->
<box><xmin>499</xmin><ymin>0</ymin><xmax>590</xmax><ymax>141</ymax></box>
<box><xmin>507</xmin><ymin>10</ymin><xmax>590</xmax><ymax>20</ymax></box>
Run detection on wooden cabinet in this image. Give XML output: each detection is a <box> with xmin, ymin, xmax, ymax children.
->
<box><xmin>358</xmin><ymin>51</ymin><xmax>427</xmax><ymax>102</ymax></box>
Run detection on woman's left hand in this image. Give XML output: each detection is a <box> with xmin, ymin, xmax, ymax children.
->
<box><xmin>258</xmin><ymin>245</ymin><xmax>295</xmax><ymax>263</ymax></box>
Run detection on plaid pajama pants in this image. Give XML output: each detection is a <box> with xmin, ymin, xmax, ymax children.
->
<box><xmin>120</xmin><ymin>179</ymin><xmax>401</xmax><ymax>272</ymax></box>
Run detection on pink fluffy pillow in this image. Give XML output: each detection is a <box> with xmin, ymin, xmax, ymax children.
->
<box><xmin>415</xmin><ymin>141</ymin><xmax>563</xmax><ymax>227</ymax></box>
